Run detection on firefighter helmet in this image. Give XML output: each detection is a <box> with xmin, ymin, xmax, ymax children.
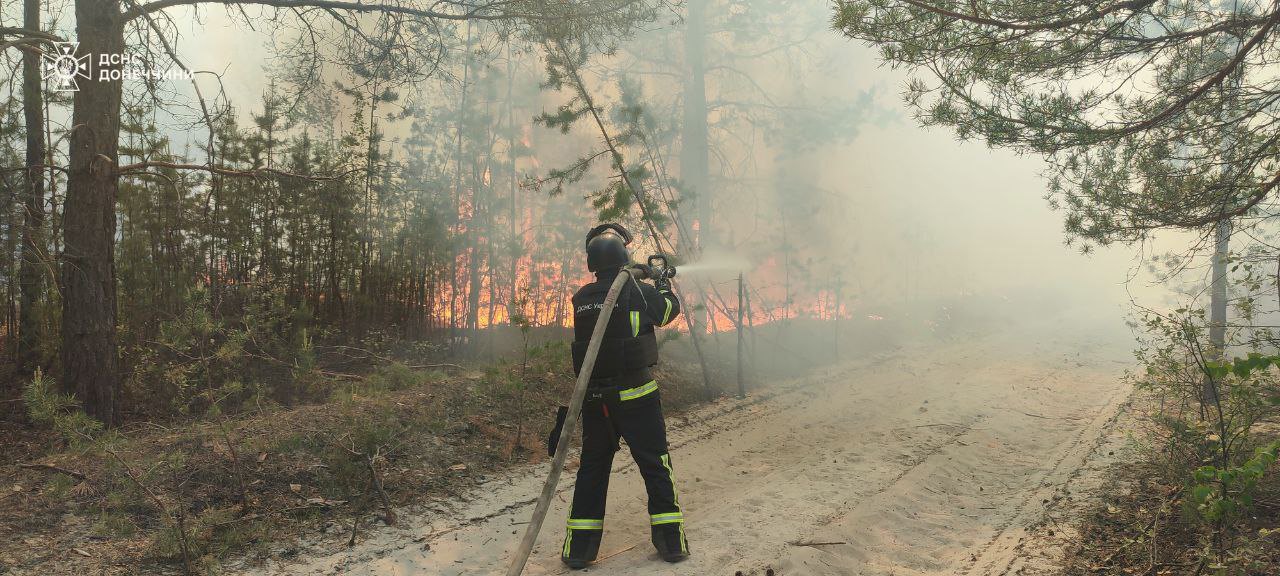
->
<box><xmin>585</xmin><ymin>223</ymin><xmax>633</xmax><ymax>272</ymax></box>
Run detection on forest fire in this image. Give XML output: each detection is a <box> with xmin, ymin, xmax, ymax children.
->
<box><xmin>426</xmin><ymin>256</ymin><xmax>846</xmax><ymax>333</ymax></box>
<box><xmin>10</xmin><ymin>0</ymin><xmax>1271</xmax><ymax>574</ymax></box>
<box><xmin>409</xmin><ymin>237</ymin><xmax>852</xmax><ymax>333</ymax></box>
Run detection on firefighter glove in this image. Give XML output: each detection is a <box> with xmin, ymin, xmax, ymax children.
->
<box><xmin>547</xmin><ymin>405</ymin><xmax>569</xmax><ymax>457</ymax></box>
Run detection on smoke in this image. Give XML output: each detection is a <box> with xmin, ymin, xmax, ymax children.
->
<box><xmin>147</xmin><ymin>0</ymin><xmax>1172</xmax><ymax>348</ymax></box>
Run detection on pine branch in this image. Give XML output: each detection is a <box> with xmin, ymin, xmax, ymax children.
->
<box><xmin>115</xmin><ymin>160</ymin><xmax>358</xmax><ymax>180</ymax></box>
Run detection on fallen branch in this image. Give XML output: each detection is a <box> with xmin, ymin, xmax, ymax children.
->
<box><xmin>18</xmin><ymin>463</ymin><xmax>87</xmax><ymax>481</ymax></box>
<box><xmin>1090</xmin><ymin>488</ymin><xmax>1180</xmax><ymax>570</ymax></box>
<box><xmin>787</xmin><ymin>540</ymin><xmax>847</xmax><ymax>547</ymax></box>
<box><xmin>366</xmin><ymin>452</ymin><xmax>397</xmax><ymax>526</ymax></box>
<box><xmin>595</xmin><ymin>543</ymin><xmax>639</xmax><ymax>562</ymax></box>
<box><xmin>314</xmin><ymin>344</ymin><xmax>465</xmax><ymax>371</ymax></box>
<box><xmin>1010</xmin><ymin>409</ymin><xmax>1084</xmax><ymax>421</ymax></box>
<box><xmin>102</xmin><ymin>445</ymin><xmax>196</xmax><ymax>576</ymax></box>
<box><xmin>348</xmin><ymin>510</ymin><xmax>362</xmax><ymax>547</ymax></box>
<box><xmin>409</xmin><ymin>363</ymin><xmax>465</xmax><ymax>371</ymax></box>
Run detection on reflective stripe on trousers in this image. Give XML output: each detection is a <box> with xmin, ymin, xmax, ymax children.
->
<box><xmin>563</xmin><ymin>380</ymin><xmax>683</xmax><ymax>559</ymax></box>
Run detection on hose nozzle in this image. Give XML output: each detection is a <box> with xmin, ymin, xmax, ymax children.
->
<box><xmin>646</xmin><ymin>254</ymin><xmax>677</xmax><ymax>280</ymax></box>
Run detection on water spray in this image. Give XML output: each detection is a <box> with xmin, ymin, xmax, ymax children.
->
<box><xmin>669</xmin><ymin>251</ymin><xmax>750</xmax><ymax>276</ymax></box>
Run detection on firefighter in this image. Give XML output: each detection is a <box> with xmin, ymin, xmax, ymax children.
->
<box><xmin>547</xmin><ymin>223</ymin><xmax>688</xmax><ymax>569</ymax></box>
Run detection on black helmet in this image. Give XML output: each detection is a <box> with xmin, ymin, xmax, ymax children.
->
<box><xmin>585</xmin><ymin>223</ymin><xmax>633</xmax><ymax>272</ymax></box>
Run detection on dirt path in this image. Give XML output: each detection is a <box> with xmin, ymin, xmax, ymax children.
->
<box><xmin>245</xmin><ymin>313</ymin><xmax>1134</xmax><ymax>576</ymax></box>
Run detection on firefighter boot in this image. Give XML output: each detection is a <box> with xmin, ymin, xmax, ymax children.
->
<box><xmin>651</xmin><ymin>521</ymin><xmax>689</xmax><ymax>563</ymax></box>
<box><xmin>561</xmin><ymin>523</ymin><xmax>603</xmax><ymax>569</ymax></box>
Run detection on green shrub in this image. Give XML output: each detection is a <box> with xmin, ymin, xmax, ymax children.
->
<box><xmin>23</xmin><ymin>368</ymin><xmax>103</xmax><ymax>447</ymax></box>
<box><xmin>126</xmin><ymin>285</ymin><xmax>319</xmax><ymax>417</ymax></box>
<box><xmin>1134</xmin><ymin>311</ymin><xmax>1280</xmax><ymax>569</ymax></box>
<box><xmin>366</xmin><ymin>362</ymin><xmax>423</xmax><ymax>393</ymax></box>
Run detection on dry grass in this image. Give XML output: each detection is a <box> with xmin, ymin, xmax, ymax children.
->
<box><xmin>1058</xmin><ymin>421</ymin><xmax>1280</xmax><ymax>576</ymax></box>
<box><xmin>0</xmin><ymin>341</ymin><xmax>726</xmax><ymax>575</ymax></box>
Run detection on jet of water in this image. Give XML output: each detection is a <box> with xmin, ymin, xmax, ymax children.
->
<box><xmin>675</xmin><ymin>252</ymin><xmax>751</xmax><ymax>276</ymax></box>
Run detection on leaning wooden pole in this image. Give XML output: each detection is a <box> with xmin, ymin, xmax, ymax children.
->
<box><xmin>505</xmin><ymin>268</ymin><xmax>635</xmax><ymax>576</ymax></box>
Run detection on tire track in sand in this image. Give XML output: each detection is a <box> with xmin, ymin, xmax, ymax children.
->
<box><xmin>240</xmin><ymin>320</ymin><xmax>1134</xmax><ymax>576</ymax></box>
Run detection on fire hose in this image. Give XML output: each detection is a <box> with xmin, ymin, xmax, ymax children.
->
<box><xmin>504</xmin><ymin>263</ymin><xmax>656</xmax><ymax>576</ymax></box>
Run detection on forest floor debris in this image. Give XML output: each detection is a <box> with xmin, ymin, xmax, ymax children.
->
<box><xmin>0</xmin><ymin>340</ymin><xmax>723</xmax><ymax>576</ymax></box>
<box><xmin>1052</xmin><ymin>406</ymin><xmax>1280</xmax><ymax>576</ymax></box>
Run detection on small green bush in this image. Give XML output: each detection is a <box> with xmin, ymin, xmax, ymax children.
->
<box><xmin>126</xmin><ymin>285</ymin><xmax>320</xmax><ymax>417</ymax></box>
<box><xmin>23</xmin><ymin>368</ymin><xmax>103</xmax><ymax>447</ymax></box>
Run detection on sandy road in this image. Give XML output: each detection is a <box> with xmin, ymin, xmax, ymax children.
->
<box><xmin>249</xmin><ymin>313</ymin><xmax>1134</xmax><ymax>576</ymax></box>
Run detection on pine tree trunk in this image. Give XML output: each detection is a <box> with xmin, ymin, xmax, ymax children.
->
<box><xmin>5</xmin><ymin>180</ymin><xmax>19</xmax><ymax>356</ymax></box>
<box><xmin>506</xmin><ymin>48</ymin><xmax>519</xmax><ymax>325</ymax></box>
<box><xmin>62</xmin><ymin>0</ymin><xmax>124</xmax><ymax>423</ymax></box>
<box><xmin>466</xmin><ymin>182</ymin><xmax>483</xmax><ymax>334</ymax></box>
<box><xmin>449</xmin><ymin>22</ymin><xmax>473</xmax><ymax>339</ymax></box>
<box><xmin>361</xmin><ymin>94</ymin><xmax>377</xmax><ymax>303</ymax></box>
<box><xmin>681</xmin><ymin>0</ymin><xmax>709</xmax><ymax>246</ymax></box>
<box><xmin>1204</xmin><ymin>218</ymin><xmax>1230</xmax><ymax>406</ymax></box>
<box><xmin>681</xmin><ymin>0</ymin><xmax>710</xmax><ymax>336</ymax></box>
<box><xmin>18</xmin><ymin>0</ymin><xmax>47</xmax><ymax>373</ymax></box>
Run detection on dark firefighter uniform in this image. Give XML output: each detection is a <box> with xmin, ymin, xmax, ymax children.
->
<box><xmin>558</xmin><ymin>224</ymin><xmax>689</xmax><ymax>568</ymax></box>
